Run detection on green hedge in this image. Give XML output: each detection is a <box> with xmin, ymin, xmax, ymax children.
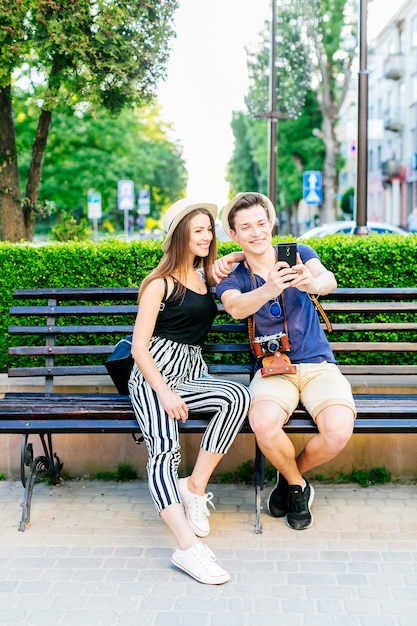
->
<box><xmin>1</xmin><ymin>234</ymin><xmax>417</xmax><ymax>372</ymax></box>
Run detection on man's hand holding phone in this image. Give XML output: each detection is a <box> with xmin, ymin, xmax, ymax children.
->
<box><xmin>277</xmin><ymin>242</ymin><xmax>297</xmax><ymax>267</ymax></box>
<box><xmin>277</xmin><ymin>242</ymin><xmax>298</xmax><ymax>283</ymax></box>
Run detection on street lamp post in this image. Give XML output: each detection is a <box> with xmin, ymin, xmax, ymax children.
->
<box><xmin>268</xmin><ymin>0</ymin><xmax>278</xmax><ymax>210</ymax></box>
<box><xmin>247</xmin><ymin>0</ymin><xmax>306</xmax><ymax>232</ymax></box>
<box><xmin>353</xmin><ymin>0</ymin><xmax>370</xmax><ymax>235</ymax></box>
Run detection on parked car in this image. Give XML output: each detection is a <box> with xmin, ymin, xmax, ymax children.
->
<box><xmin>298</xmin><ymin>221</ymin><xmax>409</xmax><ymax>239</ymax></box>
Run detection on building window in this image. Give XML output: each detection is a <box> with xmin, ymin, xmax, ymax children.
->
<box><xmin>412</xmin><ymin>15</ymin><xmax>417</xmax><ymax>48</ymax></box>
<box><xmin>399</xmin><ymin>28</ymin><xmax>404</xmax><ymax>53</ymax></box>
<box><xmin>412</xmin><ymin>73</ymin><xmax>417</xmax><ymax>104</ymax></box>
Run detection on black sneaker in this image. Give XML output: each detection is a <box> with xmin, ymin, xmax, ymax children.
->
<box><xmin>267</xmin><ymin>473</ymin><xmax>289</xmax><ymax>518</ymax></box>
<box><xmin>286</xmin><ymin>479</ymin><xmax>314</xmax><ymax>530</ymax></box>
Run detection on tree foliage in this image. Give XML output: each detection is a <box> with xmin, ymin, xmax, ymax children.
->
<box><xmin>228</xmin><ymin>0</ymin><xmax>356</xmax><ymax>226</ymax></box>
<box><xmin>245</xmin><ymin>2</ymin><xmax>310</xmax><ymax>120</ymax></box>
<box><xmin>0</xmin><ymin>0</ymin><xmax>178</xmax><ymax>241</ymax></box>
<box><xmin>14</xmin><ymin>87</ymin><xmax>187</xmax><ymax>231</ymax></box>
<box><xmin>305</xmin><ymin>0</ymin><xmax>356</xmax><ymax>221</ymax></box>
<box><xmin>227</xmin><ymin>90</ymin><xmax>323</xmax><ymax>234</ymax></box>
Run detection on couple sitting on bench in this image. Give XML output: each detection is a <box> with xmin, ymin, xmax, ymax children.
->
<box><xmin>129</xmin><ymin>193</ymin><xmax>356</xmax><ymax>585</ymax></box>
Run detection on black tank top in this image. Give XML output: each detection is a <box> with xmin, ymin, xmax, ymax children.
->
<box><xmin>154</xmin><ymin>284</ymin><xmax>217</xmax><ymax>346</ymax></box>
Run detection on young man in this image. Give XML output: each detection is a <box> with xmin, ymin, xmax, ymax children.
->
<box><xmin>215</xmin><ymin>192</ymin><xmax>356</xmax><ymax>530</ymax></box>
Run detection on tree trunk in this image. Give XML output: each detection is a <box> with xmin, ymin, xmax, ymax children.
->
<box><xmin>23</xmin><ymin>108</ymin><xmax>53</xmax><ymax>240</ymax></box>
<box><xmin>311</xmin><ymin>3</ymin><xmax>354</xmax><ymax>225</ymax></box>
<box><xmin>0</xmin><ymin>84</ymin><xmax>25</xmax><ymax>242</ymax></box>
<box><xmin>320</xmin><ymin>113</ymin><xmax>340</xmax><ymax>223</ymax></box>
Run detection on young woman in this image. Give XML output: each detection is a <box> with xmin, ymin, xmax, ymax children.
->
<box><xmin>128</xmin><ymin>198</ymin><xmax>251</xmax><ymax>585</ymax></box>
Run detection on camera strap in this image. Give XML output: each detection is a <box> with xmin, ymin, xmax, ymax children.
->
<box><xmin>309</xmin><ymin>294</ymin><xmax>333</xmax><ymax>333</ymax></box>
<box><xmin>246</xmin><ymin>262</ymin><xmax>332</xmax><ymax>359</ymax></box>
<box><xmin>246</xmin><ymin>267</ymin><xmax>290</xmax><ymax>357</ymax></box>
<box><xmin>246</xmin><ymin>266</ymin><xmax>298</xmax><ymax>376</ymax></box>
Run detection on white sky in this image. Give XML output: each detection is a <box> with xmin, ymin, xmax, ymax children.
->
<box><xmin>157</xmin><ymin>0</ymin><xmax>399</xmax><ymax>208</ymax></box>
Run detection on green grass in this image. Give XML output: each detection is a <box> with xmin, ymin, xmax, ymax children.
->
<box><xmin>314</xmin><ymin>466</ymin><xmax>392</xmax><ymax>487</ymax></box>
<box><xmin>217</xmin><ymin>460</ymin><xmax>394</xmax><ymax>487</ymax></box>
<box><xmin>94</xmin><ymin>463</ymin><xmax>138</xmax><ymax>482</ymax></box>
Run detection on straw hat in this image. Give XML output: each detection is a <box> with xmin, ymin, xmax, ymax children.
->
<box><xmin>161</xmin><ymin>198</ymin><xmax>218</xmax><ymax>252</ymax></box>
<box><xmin>221</xmin><ymin>192</ymin><xmax>275</xmax><ymax>239</ymax></box>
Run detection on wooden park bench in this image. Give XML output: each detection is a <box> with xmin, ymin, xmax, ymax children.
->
<box><xmin>1</xmin><ymin>286</ymin><xmax>417</xmax><ymax>533</ymax></box>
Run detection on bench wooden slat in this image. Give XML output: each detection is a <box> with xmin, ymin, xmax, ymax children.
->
<box><xmin>8</xmin><ymin>325</ymin><xmax>135</xmax><ymax>335</ymax></box>
<box><xmin>1</xmin><ymin>393</ymin><xmax>417</xmax><ymax>434</ymax></box>
<box><xmin>12</xmin><ymin>286</ymin><xmax>417</xmax><ymax>300</ymax></box>
<box><xmin>339</xmin><ymin>364</ymin><xmax>417</xmax><ymax>375</ymax></box>
<box><xmin>331</xmin><ymin>341</ymin><xmax>417</xmax><ymax>352</ymax></box>
<box><xmin>8</xmin><ymin>362</ymin><xmax>254</xmax><ymax>378</ymax></box>
<box><xmin>329</xmin><ymin>323</ymin><xmax>417</xmax><ymax>331</ymax></box>
<box><xmin>1</xmin><ymin>417</ymin><xmax>416</xmax><ymax>434</ymax></box>
<box><xmin>10</xmin><ymin>305</ymin><xmax>138</xmax><ymax>316</ymax></box>
<box><xmin>322</xmin><ymin>302</ymin><xmax>417</xmax><ymax>312</ymax></box>
<box><xmin>324</xmin><ymin>287</ymin><xmax>417</xmax><ymax>299</ymax></box>
<box><xmin>3</xmin><ymin>393</ymin><xmax>417</xmax><ymax>412</ymax></box>
<box><xmin>11</xmin><ymin>302</ymin><xmax>417</xmax><ymax>315</ymax></box>
<box><xmin>8</xmin><ymin>366</ymin><xmax>109</xmax><ymax>377</ymax></box>
<box><xmin>12</xmin><ymin>287</ymin><xmax>139</xmax><ymax>300</ymax></box>
<box><xmin>9</xmin><ymin>346</ymin><xmax>114</xmax><ymax>356</ymax></box>
<box><xmin>8</xmin><ymin>322</ymin><xmax>246</xmax><ymax>336</ymax></box>
<box><xmin>9</xmin><ymin>343</ymin><xmax>250</xmax><ymax>357</ymax></box>
<box><xmin>8</xmin><ymin>363</ymin><xmax>417</xmax><ymax>378</ymax></box>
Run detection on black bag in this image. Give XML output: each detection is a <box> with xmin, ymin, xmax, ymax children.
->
<box><xmin>104</xmin><ymin>336</ymin><xmax>133</xmax><ymax>396</ymax></box>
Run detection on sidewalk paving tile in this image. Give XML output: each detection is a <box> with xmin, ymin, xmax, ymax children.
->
<box><xmin>0</xmin><ymin>480</ymin><xmax>416</xmax><ymax>625</ymax></box>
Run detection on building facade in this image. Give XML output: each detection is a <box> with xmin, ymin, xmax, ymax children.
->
<box><xmin>367</xmin><ymin>0</ymin><xmax>417</xmax><ymax>228</ymax></box>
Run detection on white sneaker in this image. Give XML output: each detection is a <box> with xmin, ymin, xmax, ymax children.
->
<box><xmin>178</xmin><ymin>477</ymin><xmax>215</xmax><ymax>537</ymax></box>
<box><xmin>171</xmin><ymin>542</ymin><xmax>230</xmax><ymax>585</ymax></box>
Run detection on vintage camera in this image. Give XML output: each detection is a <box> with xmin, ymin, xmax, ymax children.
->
<box><xmin>252</xmin><ymin>332</ymin><xmax>289</xmax><ymax>356</ymax></box>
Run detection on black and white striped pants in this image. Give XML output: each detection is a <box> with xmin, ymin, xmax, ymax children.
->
<box><xmin>128</xmin><ymin>337</ymin><xmax>251</xmax><ymax>513</ymax></box>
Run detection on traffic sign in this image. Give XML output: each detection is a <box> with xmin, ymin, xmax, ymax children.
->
<box><xmin>303</xmin><ymin>171</ymin><xmax>322</xmax><ymax>205</ymax></box>
<box><xmin>87</xmin><ymin>190</ymin><xmax>102</xmax><ymax>219</ymax></box>
<box><xmin>118</xmin><ymin>180</ymin><xmax>135</xmax><ymax>210</ymax></box>
<box><xmin>138</xmin><ymin>188</ymin><xmax>150</xmax><ymax>215</ymax></box>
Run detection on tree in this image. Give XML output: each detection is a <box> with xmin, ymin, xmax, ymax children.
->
<box><xmin>14</xmin><ymin>88</ymin><xmax>187</xmax><ymax>231</ymax></box>
<box><xmin>227</xmin><ymin>90</ymin><xmax>324</xmax><ymax>235</ymax></box>
<box><xmin>229</xmin><ymin>0</ymin><xmax>356</xmax><ymax>225</ymax></box>
<box><xmin>306</xmin><ymin>0</ymin><xmax>356</xmax><ymax>222</ymax></box>
<box><xmin>245</xmin><ymin>4</ymin><xmax>311</xmax><ymax>121</ymax></box>
<box><xmin>227</xmin><ymin>112</ymin><xmax>262</xmax><ymax>194</ymax></box>
<box><xmin>0</xmin><ymin>0</ymin><xmax>178</xmax><ymax>241</ymax></box>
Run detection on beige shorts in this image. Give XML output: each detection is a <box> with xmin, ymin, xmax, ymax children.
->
<box><xmin>249</xmin><ymin>362</ymin><xmax>356</xmax><ymax>423</ymax></box>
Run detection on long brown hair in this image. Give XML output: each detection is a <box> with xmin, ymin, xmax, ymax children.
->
<box><xmin>139</xmin><ymin>208</ymin><xmax>218</xmax><ymax>301</ymax></box>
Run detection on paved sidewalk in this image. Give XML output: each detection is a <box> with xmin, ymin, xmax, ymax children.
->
<box><xmin>0</xmin><ymin>479</ymin><xmax>416</xmax><ymax>625</ymax></box>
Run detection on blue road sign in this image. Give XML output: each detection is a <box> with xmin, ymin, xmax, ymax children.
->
<box><xmin>138</xmin><ymin>188</ymin><xmax>150</xmax><ymax>215</ymax></box>
<box><xmin>303</xmin><ymin>171</ymin><xmax>322</xmax><ymax>205</ymax></box>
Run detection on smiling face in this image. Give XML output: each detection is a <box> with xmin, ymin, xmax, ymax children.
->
<box><xmin>230</xmin><ymin>204</ymin><xmax>273</xmax><ymax>255</ymax></box>
<box><xmin>188</xmin><ymin>212</ymin><xmax>214</xmax><ymax>259</ymax></box>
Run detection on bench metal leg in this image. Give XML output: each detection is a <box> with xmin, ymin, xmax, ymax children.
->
<box><xmin>19</xmin><ymin>433</ymin><xmax>63</xmax><ymax>532</ymax></box>
<box><xmin>254</xmin><ymin>443</ymin><xmax>265</xmax><ymax>534</ymax></box>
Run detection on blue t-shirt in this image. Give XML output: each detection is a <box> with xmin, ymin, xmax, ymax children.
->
<box><xmin>216</xmin><ymin>244</ymin><xmax>335</xmax><ymax>364</ymax></box>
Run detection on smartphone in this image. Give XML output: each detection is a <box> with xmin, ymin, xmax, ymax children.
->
<box><xmin>277</xmin><ymin>242</ymin><xmax>297</xmax><ymax>267</ymax></box>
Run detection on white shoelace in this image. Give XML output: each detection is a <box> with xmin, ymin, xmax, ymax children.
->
<box><xmin>202</xmin><ymin>492</ymin><xmax>215</xmax><ymax>517</ymax></box>
<box><xmin>198</xmin><ymin>542</ymin><xmax>216</xmax><ymax>562</ymax></box>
